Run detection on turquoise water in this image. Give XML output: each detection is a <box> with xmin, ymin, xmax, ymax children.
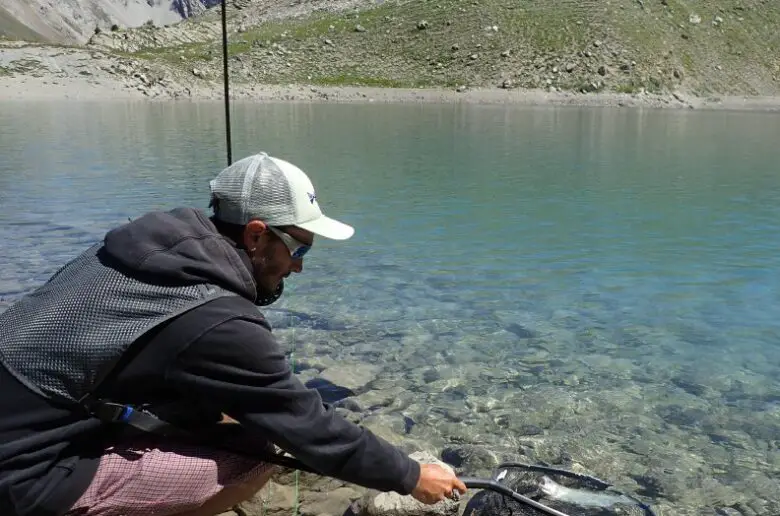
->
<box><xmin>1</xmin><ymin>100</ymin><xmax>779</xmax><ymax>514</ymax></box>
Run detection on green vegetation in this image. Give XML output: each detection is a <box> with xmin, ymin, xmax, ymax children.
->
<box><xmin>127</xmin><ymin>41</ymin><xmax>214</xmax><ymax>63</ymax></box>
<box><xmin>23</xmin><ymin>0</ymin><xmax>780</xmax><ymax>95</ymax></box>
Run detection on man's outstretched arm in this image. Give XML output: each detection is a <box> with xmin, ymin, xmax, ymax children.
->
<box><xmin>164</xmin><ymin>314</ymin><xmax>421</xmax><ymax>495</ymax></box>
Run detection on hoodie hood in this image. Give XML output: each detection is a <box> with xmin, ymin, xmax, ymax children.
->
<box><xmin>103</xmin><ymin>207</ymin><xmax>258</xmax><ymax>303</ymax></box>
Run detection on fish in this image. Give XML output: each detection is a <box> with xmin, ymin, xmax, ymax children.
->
<box><xmin>538</xmin><ymin>475</ymin><xmax>636</xmax><ymax>509</ymax></box>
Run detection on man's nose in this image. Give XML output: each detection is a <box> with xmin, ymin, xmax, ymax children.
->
<box><xmin>290</xmin><ymin>258</ymin><xmax>303</xmax><ymax>273</ymax></box>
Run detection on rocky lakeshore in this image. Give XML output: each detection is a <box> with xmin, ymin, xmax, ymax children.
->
<box><xmin>2</xmin><ymin>40</ymin><xmax>780</xmax><ymax>112</ymax></box>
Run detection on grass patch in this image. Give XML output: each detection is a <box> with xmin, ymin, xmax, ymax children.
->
<box><xmin>306</xmin><ymin>72</ymin><xmax>459</xmax><ymax>89</ymax></box>
<box><xmin>680</xmin><ymin>52</ymin><xmax>694</xmax><ymax>72</ymax></box>
<box><xmin>124</xmin><ymin>41</ymin><xmax>216</xmax><ymax>67</ymax></box>
<box><xmin>309</xmin><ymin>74</ymin><xmax>418</xmax><ymax>88</ymax></box>
<box><xmin>614</xmin><ymin>83</ymin><xmax>638</xmax><ymax>94</ymax></box>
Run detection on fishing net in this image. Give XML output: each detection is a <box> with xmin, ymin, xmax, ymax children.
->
<box><xmin>462</xmin><ymin>462</ymin><xmax>655</xmax><ymax>516</ymax></box>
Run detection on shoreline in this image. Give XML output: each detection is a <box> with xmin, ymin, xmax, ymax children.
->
<box><xmin>2</xmin><ymin>42</ymin><xmax>779</xmax><ymax>111</ymax></box>
<box><xmin>3</xmin><ymin>73</ymin><xmax>780</xmax><ymax>112</ymax></box>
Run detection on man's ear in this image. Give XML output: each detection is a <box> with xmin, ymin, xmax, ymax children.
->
<box><xmin>243</xmin><ymin>220</ymin><xmax>268</xmax><ymax>250</ymax></box>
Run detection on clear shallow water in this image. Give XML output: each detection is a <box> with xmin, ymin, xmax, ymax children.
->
<box><xmin>1</xmin><ymin>99</ymin><xmax>779</xmax><ymax>514</ymax></box>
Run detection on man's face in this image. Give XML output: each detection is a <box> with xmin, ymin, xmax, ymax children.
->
<box><xmin>243</xmin><ymin>221</ymin><xmax>313</xmax><ymax>300</ymax></box>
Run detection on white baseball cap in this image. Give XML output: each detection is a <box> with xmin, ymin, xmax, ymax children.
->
<box><xmin>208</xmin><ymin>152</ymin><xmax>354</xmax><ymax>240</ymax></box>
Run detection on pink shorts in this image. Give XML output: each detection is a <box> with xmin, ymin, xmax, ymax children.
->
<box><xmin>64</xmin><ymin>436</ymin><xmax>274</xmax><ymax>516</ymax></box>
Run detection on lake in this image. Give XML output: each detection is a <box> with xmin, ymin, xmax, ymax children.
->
<box><xmin>1</xmin><ymin>99</ymin><xmax>779</xmax><ymax>515</ymax></box>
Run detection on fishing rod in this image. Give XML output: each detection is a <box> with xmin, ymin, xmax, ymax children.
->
<box><xmin>221</xmin><ymin>0</ymin><xmax>232</xmax><ymax>166</ymax></box>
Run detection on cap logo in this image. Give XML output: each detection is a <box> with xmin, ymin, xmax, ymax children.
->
<box><xmin>307</xmin><ymin>191</ymin><xmax>317</xmax><ymax>204</ymax></box>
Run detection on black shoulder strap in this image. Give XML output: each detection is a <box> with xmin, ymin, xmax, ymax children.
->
<box><xmin>87</xmin><ymin>400</ymin><xmax>191</xmax><ymax>437</ymax></box>
<box><xmin>79</xmin><ymin>295</ymin><xmax>255</xmax><ymax>438</ymax></box>
<box><xmin>77</xmin><ymin>297</ymin><xmax>316</xmax><ymax>472</ymax></box>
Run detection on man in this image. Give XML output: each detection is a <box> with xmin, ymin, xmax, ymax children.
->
<box><xmin>0</xmin><ymin>152</ymin><xmax>467</xmax><ymax>516</ymax></box>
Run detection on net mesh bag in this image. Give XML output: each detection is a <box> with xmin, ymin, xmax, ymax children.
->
<box><xmin>462</xmin><ymin>462</ymin><xmax>654</xmax><ymax>516</ymax></box>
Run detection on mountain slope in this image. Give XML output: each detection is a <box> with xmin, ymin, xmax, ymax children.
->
<box><xmin>0</xmin><ymin>4</ymin><xmax>51</xmax><ymax>42</ymax></box>
<box><xmin>0</xmin><ymin>0</ymin><xmax>220</xmax><ymax>44</ymax></box>
<box><xmin>86</xmin><ymin>0</ymin><xmax>780</xmax><ymax>97</ymax></box>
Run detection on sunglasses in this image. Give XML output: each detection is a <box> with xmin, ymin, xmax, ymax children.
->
<box><xmin>268</xmin><ymin>226</ymin><xmax>311</xmax><ymax>259</ymax></box>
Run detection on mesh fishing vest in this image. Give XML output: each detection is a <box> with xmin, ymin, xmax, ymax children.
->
<box><xmin>0</xmin><ymin>242</ymin><xmax>237</xmax><ymax>418</ymax></box>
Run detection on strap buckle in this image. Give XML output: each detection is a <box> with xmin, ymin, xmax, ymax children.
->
<box><xmin>91</xmin><ymin>401</ymin><xmax>135</xmax><ymax>423</ymax></box>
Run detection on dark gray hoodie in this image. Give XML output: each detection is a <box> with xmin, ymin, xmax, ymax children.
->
<box><xmin>0</xmin><ymin>207</ymin><xmax>420</xmax><ymax>516</ymax></box>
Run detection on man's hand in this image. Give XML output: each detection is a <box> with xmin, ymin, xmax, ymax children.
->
<box><xmin>411</xmin><ymin>463</ymin><xmax>467</xmax><ymax>504</ymax></box>
<box><xmin>219</xmin><ymin>413</ymin><xmax>239</xmax><ymax>424</ymax></box>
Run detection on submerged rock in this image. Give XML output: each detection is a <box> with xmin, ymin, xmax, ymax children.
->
<box><xmin>320</xmin><ymin>364</ymin><xmax>381</xmax><ymax>392</ymax></box>
<box><xmin>440</xmin><ymin>444</ymin><xmax>500</xmax><ymax>475</ymax></box>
